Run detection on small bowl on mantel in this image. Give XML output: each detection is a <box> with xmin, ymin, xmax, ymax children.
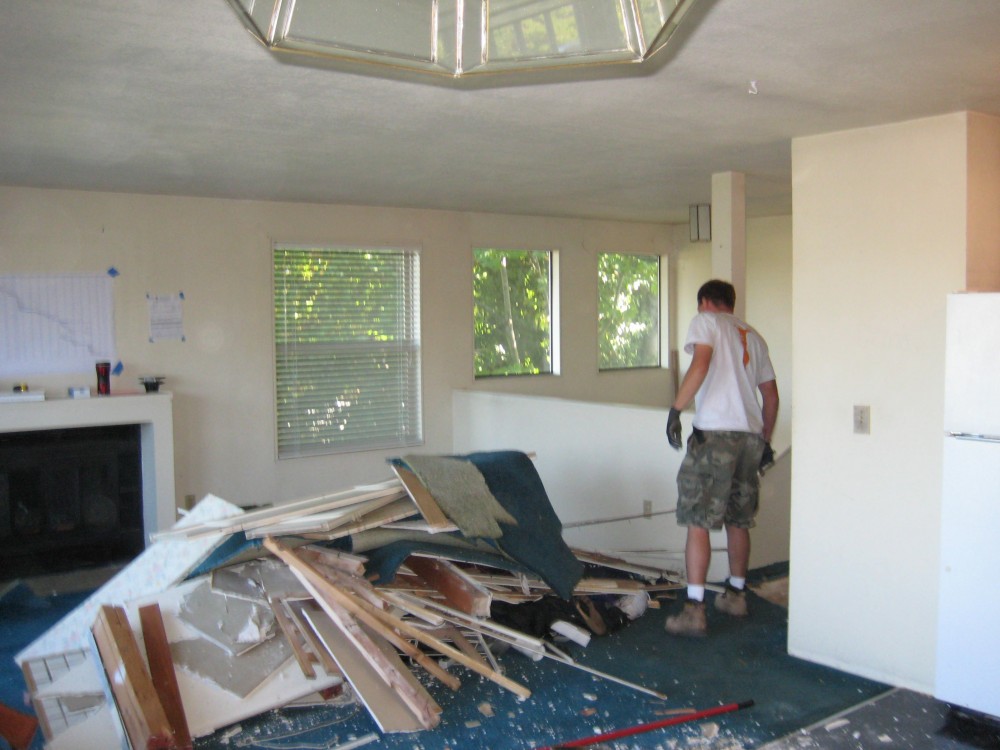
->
<box><xmin>139</xmin><ymin>376</ymin><xmax>166</xmax><ymax>393</ymax></box>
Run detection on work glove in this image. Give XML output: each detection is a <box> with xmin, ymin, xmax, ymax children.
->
<box><xmin>666</xmin><ymin>407</ymin><xmax>682</xmax><ymax>450</ymax></box>
<box><xmin>758</xmin><ymin>442</ymin><xmax>775</xmax><ymax>476</ymax></box>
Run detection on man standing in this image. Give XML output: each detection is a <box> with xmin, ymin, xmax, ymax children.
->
<box><xmin>665</xmin><ymin>280</ymin><xmax>779</xmax><ymax>637</ymax></box>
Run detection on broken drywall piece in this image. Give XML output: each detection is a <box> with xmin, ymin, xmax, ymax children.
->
<box><xmin>254</xmin><ymin>558</ymin><xmax>311</xmax><ymax>599</ymax></box>
<box><xmin>177</xmin><ymin>580</ymin><xmax>275</xmax><ymax>655</ymax></box>
<box><xmin>46</xmin><ymin>704</ymin><xmax>120</xmax><ymax>750</ymax></box>
<box><xmin>169</xmin><ymin>632</ymin><xmax>293</xmax><ymax>698</ymax></box>
<box><xmin>16</xmin><ymin>494</ymin><xmax>245</xmax><ymax>664</ymax></box>
<box><xmin>210</xmin><ymin>565</ymin><xmax>267</xmax><ymax>603</ymax></box>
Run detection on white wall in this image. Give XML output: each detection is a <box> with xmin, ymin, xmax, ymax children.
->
<box><xmin>452</xmin><ymin>390</ymin><xmax>792</xmax><ymax>580</ymax></box>
<box><xmin>0</xmin><ymin>187</ymin><xmax>674</xmax><ymax>519</ymax></box>
<box><xmin>789</xmin><ymin>113</ymin><xmax>983</xmax><ymax>692</ymax></box>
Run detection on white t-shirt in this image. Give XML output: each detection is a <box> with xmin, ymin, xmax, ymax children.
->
<box><xmin>684</xmin><ymin>311</ymin><xmax>776</xmax><ymax>434</ymax></box>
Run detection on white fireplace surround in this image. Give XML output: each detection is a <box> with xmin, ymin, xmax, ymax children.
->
<box><xmin>0</xmin><ymin>393</ymin><xmax>176</xmax><ymax>543</ymax></box>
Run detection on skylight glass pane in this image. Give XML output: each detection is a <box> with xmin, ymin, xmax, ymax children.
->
<box><xmin>284</xmin><ymin>1</ymin><xmax>435</xmax><ymax>61</ymax></box>
<box><xmin>486</xmin><ymin>0</ymin><xmax>630</xmax><ymax>63</ymax></box>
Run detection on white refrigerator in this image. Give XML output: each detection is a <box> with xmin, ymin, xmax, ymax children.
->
<box><xmin>936</xmin><ymin>292</ymin><xmax>1000</xmax><ymax>718</ymax></box>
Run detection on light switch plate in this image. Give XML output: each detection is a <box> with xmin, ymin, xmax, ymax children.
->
<box><xmin>853</xmin><ymin>405</ymin><xmax>871</xmax><ymax>434</ymax></box>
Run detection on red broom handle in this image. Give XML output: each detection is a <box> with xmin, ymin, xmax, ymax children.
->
<box><xmin>536</xmin><ymin>699</ymin><xmax>754</xmax><ymax>749</ymax></box>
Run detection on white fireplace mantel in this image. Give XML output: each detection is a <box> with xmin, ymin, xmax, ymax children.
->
<box><xmin>0</xmin><ymin>393</ymin><xmax>176</xmax><ymax>543</ymax></box>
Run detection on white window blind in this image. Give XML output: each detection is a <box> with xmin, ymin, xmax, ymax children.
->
<box><xmin>273</xmin><ymin>245</ymin><xmax>422</xmax><ymax>458</ymax></box>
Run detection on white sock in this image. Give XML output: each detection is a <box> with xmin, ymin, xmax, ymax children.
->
<box><xmin>728</xmin><ymin>576</ymin><xmax>746</xmax><ymax>590</ymax></box>
<box><xmin>687</xmin><ymin>584</ymin><xmax>705</xmax><ymax>602</ymax></box>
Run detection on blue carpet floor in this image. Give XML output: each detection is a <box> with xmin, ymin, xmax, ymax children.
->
<box><xmin>0</xmin><ymin>570</ymin><xmax>890</xmax><ymax>750</ymax></box>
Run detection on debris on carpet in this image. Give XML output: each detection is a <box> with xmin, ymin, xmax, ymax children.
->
<box><xmin>14</xmin><ymin>450</ymin><xmax>683</xmax><ymax>749</ymax></box>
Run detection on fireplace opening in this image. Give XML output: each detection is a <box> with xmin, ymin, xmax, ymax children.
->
<box><xmin>0</xmin><ymin>425</ymin><xmax>144</xmax><ymax>581</ymax></box>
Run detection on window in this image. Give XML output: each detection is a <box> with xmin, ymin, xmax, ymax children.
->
<box><xmin>598</xmin><ymin>252</ymin><xmax>660</xmax><ymax>370</ymax></box>
<box><xmin>473</xmin><ymin>248</ymin><xmax>555</xmax><ymax>377</ymax></box>
<box><xmin>273</xmin><ymin>245</ymin><xmax>421</xmax><ymax>458</ymax></box>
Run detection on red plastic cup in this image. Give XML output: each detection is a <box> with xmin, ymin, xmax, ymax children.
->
<box><xmin>96</xmin><ymin>361</ymin><xmax>111</xmax><ymax>395</ymax></box>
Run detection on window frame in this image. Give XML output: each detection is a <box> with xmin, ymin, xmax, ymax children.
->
<box><xmin>272</xmin><ymin>243</ymin><xmax>423</xmax><ymax>459</ymax></box>
<box><xmin>597</xmin><ymin>251</ymin><xmax>662</xmax><ymax>372</ymax></box>
<box><xmin>472</xmin><ymin>247</ymin><xmax>559</xmax><ymax>379</ymax></box>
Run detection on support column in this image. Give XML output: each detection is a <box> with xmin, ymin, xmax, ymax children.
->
<box><xmin>711</xmin><ymin>172</ymin><xmax>747</xmax><ymax>319</ymax></box>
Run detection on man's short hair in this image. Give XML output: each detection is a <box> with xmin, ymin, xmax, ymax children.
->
<box><xmin>697</xmin><ymin>279</ymin><xmax>736</xmax><ymax>310</ymax></box>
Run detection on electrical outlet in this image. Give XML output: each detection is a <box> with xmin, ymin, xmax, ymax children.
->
<box><xmin>853</xmin><ymin>405</ymin><xmax>871</xmax><ymax>435</ymax></box>
<box><xmin>184</xmin><ymin>493</ymin><xmax>196</xmax><ymax>509</ymax></box>
<box><xmin>642</xmin><ymin>499</ymin><xmax>652</xmax><ymax>518</ymax></box>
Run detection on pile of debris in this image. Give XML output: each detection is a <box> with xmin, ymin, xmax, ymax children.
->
<box><xmin>15</xmin><ymin>450</ymin><xmax>681</xmax><ymax>749</ymax></box>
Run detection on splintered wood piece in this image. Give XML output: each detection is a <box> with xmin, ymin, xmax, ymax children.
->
<box><xmin>298</xmin><ymin>546</ymin><xmax>368</xmax><ymax>576</ymax></box>
<box><xmin>428</xmin><ymin>624</ymin><xmax>490</xmax><ymax>668</ymax></box>
<box><xmin>293</xmin><ymin>579</ymin><xmax>443</xmax><ymax>729</ymax></box>
<box><xmin>405</xmin><ymin>555</ymin><xmax>492</xmax><ymax>617</ymax></box>
<box><xmin>388</xmin><ymin>465</ymin><xmax>453</xmax><ymax>530</ymax></box>
<box><xmin>243</xmin><ymin>492</ymin><xmax>408</xmax><ymax>539</ymax></box>
<box><xmin>269</xmin><ymin>598</ymin><xmax>318</xmax><ymax>679</ymax></box>
<box><xmin>571</xmin><ymin>548</ymin><xmax>675</xmax><ymax>581</ymax></box>
<box><xmin>166</xmin><ymin>480</ymin><xmax>405</xmax><ymax>539</ymax></box>
<box><xmin>284</xmin><ymin>601</ymin><xmax>342</xmax><ymax>676</ymax></box>
<box><xmin>265</xmin><ymin>537</ymin><xmax>530</xmax><ymax>700</ymax></box>
<box><xmin>286</xmin><ymin>558</ymin><xmax>460</xmax><ymax>694</ymax></box>
<box><xmin>138</xmin><ymin>603</ymin><xmax>193</xmax><ymax>750</ymax></box>
<box><xmin>382</xmin><ymin>590</ymin><xmax>546</xmax><ymax>661</ymax></box>
<box><xmin>298</xmin><ymin>497</ymin><xmax>422</xmax><ymax>541</ymax></box>
<box><xmin>91</xmin><ymin>605</ymin><xmax>174</xmax><ymax>750</ymax></box>
<box><xmin>298</xmin><ymin>608</ymin><xmax>434</xmax><ymax>734</ymax></box>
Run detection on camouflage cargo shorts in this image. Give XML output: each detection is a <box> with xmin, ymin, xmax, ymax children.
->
<box><xmin>676</xmin><ymin>429</ymin><xmax>766</xmax><ymax>530</ymax></box>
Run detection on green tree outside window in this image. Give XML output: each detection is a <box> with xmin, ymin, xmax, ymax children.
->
<box><xmin>598</xmin><ymin>252</ymin><xmax>660</xmax><ymax>369</ymax></box>
<box><xmin>473</xmin><ymin>248</ymin><xmax>552</xmax><ymax>377</ymax></box>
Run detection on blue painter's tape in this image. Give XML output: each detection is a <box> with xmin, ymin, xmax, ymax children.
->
<box><xmin>113</xmin><ymin>362</ymin><xmax>124</xmax><ymax>376</ymax></box>
<box><xmin>107</xmin><ymin>267</ymin><xmax>120</xmax><ymax>277</ymax></box>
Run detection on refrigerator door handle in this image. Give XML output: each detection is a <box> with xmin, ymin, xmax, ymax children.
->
<box><xmin>946</xmin><ymin>431</ymin><xmax>1000</xmax><ymax>443</ymax></box>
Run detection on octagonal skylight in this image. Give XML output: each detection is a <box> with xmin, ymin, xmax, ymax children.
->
<box><xmin>226</xmin><ymin>0</ymin><xmax>699</xmax><ymax>79</ymax></box>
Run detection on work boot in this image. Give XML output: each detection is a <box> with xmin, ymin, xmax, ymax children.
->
<box><xmin>665</xmin><ymin>600</ymin><xmax>707</xmax><ymax>637</ymax></box>
<box><xmin>714</xmin><ymin>583</ymin><xmax>749</xmax><ymax>617</ymax></box>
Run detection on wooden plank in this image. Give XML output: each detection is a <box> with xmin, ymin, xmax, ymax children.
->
<box><xmin>285</xmin><ymin>560</ymin><xmax>460</xmax><ymax>695</ymax></box>
<box><xmin>296</xmin><ymin>546</ymin><xmax>368</xmax><ymax>576</ymax></box>
<box><xmin>571</xmin><ymin>548</ymin><xmax>676</xmax><ymax>581</ymax></box>
<box><xmin>297</xmin><ymin>581</ymin><xmax>442</xmax><ymax>730</ymax></box>
<box><xmin>284</xmin><ymin>601</ymin><xmax>342</xmax><ymax>676</ymax></box>
<box><xmin>388</xmin><ymin>465</ymin><xmax>453</xmax><ymax>530</ymax></box>
<box><xmin>298</xmin><ymin>608</ymin><xmax>433</xmax><ymax>734</ymax></box>
<box><xmin>243</xmin><ymin>491</ymin><xmax>408</xmax><ymax>538</ymax></box>
<box><xmin>298</xmin><ymin>497</ymin><xmax>422</xmax><ymax>541</ymax></box>
<box><xmin>266</xmin><ymin>538</ymin><xmax>530</xmax><ymax>699</ymax></box>
<box><xmin>427</xmin><ymin>625</ymin><xmax>490</xmax><ymax>668</ymax></box>
<box><xmin>269</xmin><ymin>597</ymin><xmax>317</xmax><ymax>679</ymax></box>
<box><xmin>138</xmin><ymin>603</ymin><xmax>192</xmax><ymax>750</ymax></box>
<box><xmin>91</xmin><ymin>605</ymin><xmax>174</xmax><ymax>750</ymax></box>
<box><xmin>158</xmin><ymin>480</ymin><xmax>404</xmax><ymax>540</ymax></box>
<box><xmin>405</xmin><ymin>555</ymin><xmax>492</xmax><ymax>617</ymax></box>
<box><xmin>381</xmin><ymin>591</ymin><xmax>546</xmax><ymax>661</ymax></box>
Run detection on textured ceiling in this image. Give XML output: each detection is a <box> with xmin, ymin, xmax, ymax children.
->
<box><xmin>1</xmin><ymin>1</ymin><xmax>1000</xmax><ymax>224</ymax></box>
